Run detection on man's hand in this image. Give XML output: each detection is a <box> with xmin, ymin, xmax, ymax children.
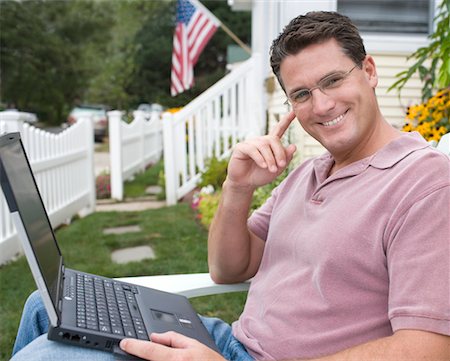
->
<box><xmin>226</xmin><ymin>111</ymin><xmax>297</xmax><ymax>189</ymax></box>
<box><xmin>119</xmin><ymin>331</ymin><xmax>225</xmax><ymax>361</ymax></box>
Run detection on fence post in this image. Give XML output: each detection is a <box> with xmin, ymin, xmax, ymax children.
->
<box><xmin>85</xmin><ymin>118</ymin><xmax>96</xmax><ymax>214</ymax></box>
<box><xmin>163</xmin><ymin>112</ymin><xmax>177</xmax><ymax>205</ymax></box>
<box><xmin>108</xmin><ymin>111</ymin><xmax>124</xmax><ymax>201</ymax></box>
<box><xmin>136</xmin><ymin>111</ymin><xmax>146</xmax><ymax>173</ymax></box>
<box><xmin>0</xmin><ymin>111</ymin><xmax>25</xmax><ymax>133</ymax></box>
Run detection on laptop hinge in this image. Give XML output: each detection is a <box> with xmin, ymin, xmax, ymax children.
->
<box><xmin>55</xmin><ymin>263</ymin><xmax>65</xmax><ymax>324</ymax></box>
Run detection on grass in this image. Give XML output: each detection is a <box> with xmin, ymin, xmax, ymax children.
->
<box><xmin>0</xmin><ymin>164</ymin><xmax>246</xmax><ymax>360</ymax></box>
<box><xmin>124</xmin><ymin>160</ymin><xmax>164</xmax><ymax>198</ymax></box>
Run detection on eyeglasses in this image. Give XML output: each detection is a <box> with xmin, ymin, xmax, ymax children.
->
<box><xmin>284</xmin><ymin>65</ymin><xmax>358</xmax><ymax>107</ymax></box>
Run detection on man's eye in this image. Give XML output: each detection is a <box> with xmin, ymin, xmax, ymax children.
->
<box><xmin>321</xmin><ymin>75</ymin><xmax>344</xmax><ymax>89</ymax></box>
<box><xmin>293</xmin><ymin>90</ymin><xmax>310</xmax><ymax>101</ymax></box>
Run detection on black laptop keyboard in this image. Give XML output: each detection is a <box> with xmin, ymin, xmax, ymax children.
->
<box><xmin>75</xmin><ymin>274</ymin><xmax>148</xmax><ymax>340</ymax></box>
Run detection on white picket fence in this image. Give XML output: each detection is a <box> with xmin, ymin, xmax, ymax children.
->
<box><xmin>163</xmin><ymin>54</ymin><xmax>266</xmax><ymax>205</ymax></box>
<box><xmin>0</xmin><ymin>54</ymin><xmax>266</xmax><ymax>263</ymax></box>
<box><xmin>0</xmin><ymin>116</ymin><xmax>95</xmax><ymax>265</ymax></box>
<box><xmin>108</xmin><ymin>110</ymin><xmax>163</xmax><ymax>201</ymax></box>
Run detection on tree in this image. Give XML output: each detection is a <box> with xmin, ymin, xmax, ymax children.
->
<box><xmin>85</xmin><ymin>0</ymin><xmax>161</xmax><ymax>109</ymax></box>
<box><xmin>0</xmin><ymin>0</ymin><xmax>251</xmax><ymax>122</ymax></box>
<box><xmin>128</xmin><ymin>0</ymin><xmax>251</xmax><ymax>108</ymax></box>
<box><xmin>0</xmin><ymin>0</ymin><xmax>113</xmax><ymax>124</ymax></box>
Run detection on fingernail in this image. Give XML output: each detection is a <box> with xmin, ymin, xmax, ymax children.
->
<box><xmin>120</xmin><ymin>339</ymin><xmax>128</xmax><ymax>349</ymax></box>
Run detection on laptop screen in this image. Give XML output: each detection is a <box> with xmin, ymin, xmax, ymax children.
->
<box><xmin>0</xmin><ymin>133</ymin><xmax>62</xmax><ymax>309</ymax></box>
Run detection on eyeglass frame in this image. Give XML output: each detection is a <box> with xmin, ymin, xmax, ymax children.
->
<box><xmin>284</xmin><ymin>64</ymin><xmax>359</xmax><ymax>107</ymax></box>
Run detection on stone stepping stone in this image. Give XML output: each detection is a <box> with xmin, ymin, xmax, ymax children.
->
<box><xmin>111</xmin><ymin>245</ymin><xmax>156</xmax><ymax>264</ymax></box>
<box><xmin>103</xmin><ymin>225</ymin><xmax>142</xmax><ymax>235</ymax></box>
<box><xmin>145</xmin><ymin>185</ymin><xmax>162</xmax><ymax>195</ymax></box>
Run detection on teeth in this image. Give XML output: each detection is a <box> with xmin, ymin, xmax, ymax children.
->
<box><xmin>322</xmin><ymin>113</ymin><xmax>345</xmax><ymax>127</ymax></box>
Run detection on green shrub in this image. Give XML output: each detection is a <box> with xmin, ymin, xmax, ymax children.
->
<box><xmin>198</xmin><ymin>157</ymin><xmax>228</xmax><ymax>189</ymax></box>
<box><xmin>197</xmin><ymin>192</ymin><xmax>221</xmax><ymax>228</ymax></box>
<box><xmin>157</xmin><ymin>170</ymin><xmax>166</xmax><ymax>200</ymax></box>
<box><xmin>250</xmin><ymin>169</ymin><xmax>288</xmax><ymax>212</ymax></box>
<box><xmin>195</xmin><ymin>170</ymin><xmax>289</xmax><ymax>228</ymax></box>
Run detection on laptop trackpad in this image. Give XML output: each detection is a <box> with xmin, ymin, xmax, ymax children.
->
<box><xmin>151</xmin><ymin>309</ymin><xmax>193</xmax><ymax>329</ymax></box>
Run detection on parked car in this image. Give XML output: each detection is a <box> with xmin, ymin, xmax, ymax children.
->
<box><xmin>67</xmin><ymin>105</ymin><xmax>108</xmax><ymax>142</ymax></box>
<box><xmin>137</xmin><ymin>103</ymin><xmax>163</xmax><ymax>113</ymax></box>
<box><xmin>136</xmin><ymin>103</ymin><xmax>163</xmax><ymax>120</ymax></box>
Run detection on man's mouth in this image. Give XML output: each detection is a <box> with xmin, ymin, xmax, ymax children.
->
<box><xmin>321</xmin><ymin>111</ymin><xmax>347</xmax><ymax>127</ymax></box>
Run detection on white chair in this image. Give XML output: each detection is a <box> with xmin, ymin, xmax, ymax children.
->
<box><xmin>116</xmin><ymin>273</ymin><xmax>250</xmax><ymax>298</ymax></box>
<box><xmin>435</xmin><ymin>132</ymin><xmax>450</xmax><ymax>155</ymax></box>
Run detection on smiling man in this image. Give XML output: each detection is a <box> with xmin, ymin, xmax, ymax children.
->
<box><xmin>11</xmin><ymin>11</ymin><xmax>450</xmax><ymax>361</ymax></box>
<box><xmin>278</xmin><ymin>39</ymin><xmax>399</xmax><ymax>173</ymax></box>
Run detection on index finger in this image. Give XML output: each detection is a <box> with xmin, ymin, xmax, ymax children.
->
<box><xmin>269</xmin><ymin>110</ymin><xmax>296</xmax><ymax>138</ymax></box>
<box><xmin>120</xmin><ymin>338</ymin><xmax>175</xmax><ymax>361</ymax></box>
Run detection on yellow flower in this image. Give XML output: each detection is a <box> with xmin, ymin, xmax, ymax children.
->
<box><xmin>403</xmin><ymin>88</ymin><xmax>450</xmax><ymax>142</ymax></box>
<box><xmin>166</xmin><ymin>107</ymin><xmax>183</xmax><ymax>114</ymax></box>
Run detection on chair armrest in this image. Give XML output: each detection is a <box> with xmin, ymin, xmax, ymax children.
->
<box><xmin>436</xmin><ymin>133</ymin><xmax>449</xmax><ymax>155</ymax></box>
<box><xmin>115</xmin><ymin>273</ymin><xmax>250</xmax><ymax>298</ymax></box>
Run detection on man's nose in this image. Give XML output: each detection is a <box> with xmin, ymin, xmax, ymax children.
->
<box><xmin>311</xmin><ymin>88</ymin><xmax>335</xmax><ymax>116</ymax></box>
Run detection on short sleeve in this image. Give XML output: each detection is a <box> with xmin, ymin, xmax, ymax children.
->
<box><xmin>247</xmin><ymin>186</ymin><xmax>280</xmax><ymax>241</ymax></box>
<box><xmin>386</xmin><ymin>184</ymin><xmax>450</xmax><ymax>336</ymax></box>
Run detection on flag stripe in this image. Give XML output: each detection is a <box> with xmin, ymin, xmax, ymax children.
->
<box><xmin>189</xmin><ymin>22</ymin><xmax>217</xmax><ymax>64</ymax></box>
<box><xmin>170</xmin><ymin>0</ymin><xmax>219</xmax><ymax>96</ymax></box>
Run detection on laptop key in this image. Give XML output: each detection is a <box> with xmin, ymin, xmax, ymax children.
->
<box><xmin>99</xmin><ymin>325</ymin><xmax>111</xmax><ymax>333</ymax></box>
<box><xmin>124</xmin><ymin>327</ymin><xmax>136</xmax><ymax>338</ymax></box>
<box><xmin>87</xmin><ymin>324</ymin><xmax>99</xmax><ymax>331</ymax></box>
<box><xmin>112</xmin><ymin>327</ymin><xmax>123</xmax><ymax>335</ymax></box>
<box><xmin>136</xmin><ymin>329</ymin><xmax>148</xmax><ymax>340</ymax></box>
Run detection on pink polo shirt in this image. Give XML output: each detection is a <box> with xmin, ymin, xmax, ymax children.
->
<box><xmin>232</xmin><ymin>132</ymin><xmax>450</xmax><ymax>360</ymax></box>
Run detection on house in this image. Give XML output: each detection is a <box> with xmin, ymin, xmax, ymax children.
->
<box><xmin>228</xmin><ymin>0</ymin><xmax>438</xmax><ymax>162</ymax></box>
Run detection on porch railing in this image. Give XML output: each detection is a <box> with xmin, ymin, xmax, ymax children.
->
<box><xmin>163</xmin><ymin>54</ymin><xmax>265</xmax><ymax>205</ymax></box>
<box><xmin>0</xmin><ymin>117</ymin><xmax>95</xmax><ymax>265</ymax></box>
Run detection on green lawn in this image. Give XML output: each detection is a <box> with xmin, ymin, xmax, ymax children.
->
<box><xmin>0</xmin><ymin>165</ymin><xmax>246</xmax><ymax>360</ymax></box>
<box><xmin>123</xmin><ymin>160</ymin><xmax>164</xmax><ymax>198</ymax></box>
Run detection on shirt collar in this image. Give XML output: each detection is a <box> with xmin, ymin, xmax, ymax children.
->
<box><xmin>313</xmin><ymin>132</ymin><xmax>430</xmax><ymax>181</ymax></box>
<box><xmin>368</xmin><ymin>132</ymin><xmax>429</xmax><ymax>169</ymax></box>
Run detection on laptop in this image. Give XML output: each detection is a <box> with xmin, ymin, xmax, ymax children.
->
<box><xmin>0</xmin><ymin>132</ymin><xmax>219</xmax><ymax>358</ymax></box>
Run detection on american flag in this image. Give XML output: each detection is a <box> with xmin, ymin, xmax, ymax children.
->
<box><xmin>171</xmin><ymin>0</ymin><xmax>220</xmax><ymax>96</ymax></box>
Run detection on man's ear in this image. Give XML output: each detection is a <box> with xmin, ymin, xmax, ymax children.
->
<box><xmin>363</xmin><ymin>55</ymin><xmax>378</xmax><ymax>88</ymax></box>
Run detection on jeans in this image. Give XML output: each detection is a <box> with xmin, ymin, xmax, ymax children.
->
<box><xmin>11</xmin><ymin>291</ymin><xmax>254</xmax><ymax>361</ymax></box>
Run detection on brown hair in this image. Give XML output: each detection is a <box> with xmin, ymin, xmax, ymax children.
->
<box><xmin>270</xmin><ymin>11</ymin><xmax>367</xmax><ymax>90</ymax></box>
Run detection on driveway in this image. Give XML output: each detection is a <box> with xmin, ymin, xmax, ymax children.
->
<box><xmin>94</xmin><ymin>149</ymin><xmax>110</xmax><ymax>175</ymax></box>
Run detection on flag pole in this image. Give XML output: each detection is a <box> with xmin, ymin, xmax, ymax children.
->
<box><xmin>219</xmin><ymin>23</ymin><xmax>252</xmax><ymax>55</ymax></box>
<box><xmin>190</xmin><ymin>0</ymin><xmax>251</xmax><ymax>55</ymax></box>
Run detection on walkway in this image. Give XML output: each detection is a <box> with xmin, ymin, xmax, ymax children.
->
<box><xmin>95</xmin><ymin>196</ymin><xmax>166</xmax><ymax>212</ymax></box>
<box><xmin>94</xmin><ymin>185</ymin><xmax>166</xmax><ymax>264</ymax></box>
<box><xmin>92</xmin><ymin>150</ymin><xmax>167</xmax><ymax>263</ymax></box>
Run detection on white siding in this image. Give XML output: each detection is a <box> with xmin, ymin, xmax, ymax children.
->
<box><xmin>372</xmin><ymin>53</ymin><xmax>423</xmax><ymax>128</ymax></box>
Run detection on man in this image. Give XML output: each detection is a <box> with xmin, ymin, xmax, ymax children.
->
<box><xmin>11</xmin><ymin>11</ymin><xmax>450</xmax><ymax>361</ymax></box>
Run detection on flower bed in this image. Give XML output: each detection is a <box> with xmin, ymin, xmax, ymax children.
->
<box><xmin>403</xmin><ymin>88</ymin><xmax>450</xmax><ymax>142</ymax></box>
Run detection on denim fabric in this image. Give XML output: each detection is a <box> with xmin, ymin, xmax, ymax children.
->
<box><xmin>12</xmin><ymin>290</ymin><xmax>49</xmax><ymax>355</ymax></box>
<box><xmin>199</xmin><ymin>316</ymin><xmax>254</xmax><ymax>361</ymax></box>
<box><xmin>11</xmin><ymin>291</ymin><xmax>254</xmax><ymax>361</ymax></box>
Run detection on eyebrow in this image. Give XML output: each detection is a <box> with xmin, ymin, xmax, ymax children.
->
<box><xmin>287</xmin><ymin>69</ymin><xmax>346</xmax><ymax>98</ymax></box>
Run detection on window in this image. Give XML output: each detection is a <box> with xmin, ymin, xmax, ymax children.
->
<box><xmin>337</xmin><ymin>0</ymin><xmax>434</xmax><ymax>35</ymax></box>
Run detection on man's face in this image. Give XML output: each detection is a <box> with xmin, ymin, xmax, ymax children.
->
<box><xmin>279</xmin><ymin>39</ymin><xmax>379</xmax><ymax>161</ymax></box>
